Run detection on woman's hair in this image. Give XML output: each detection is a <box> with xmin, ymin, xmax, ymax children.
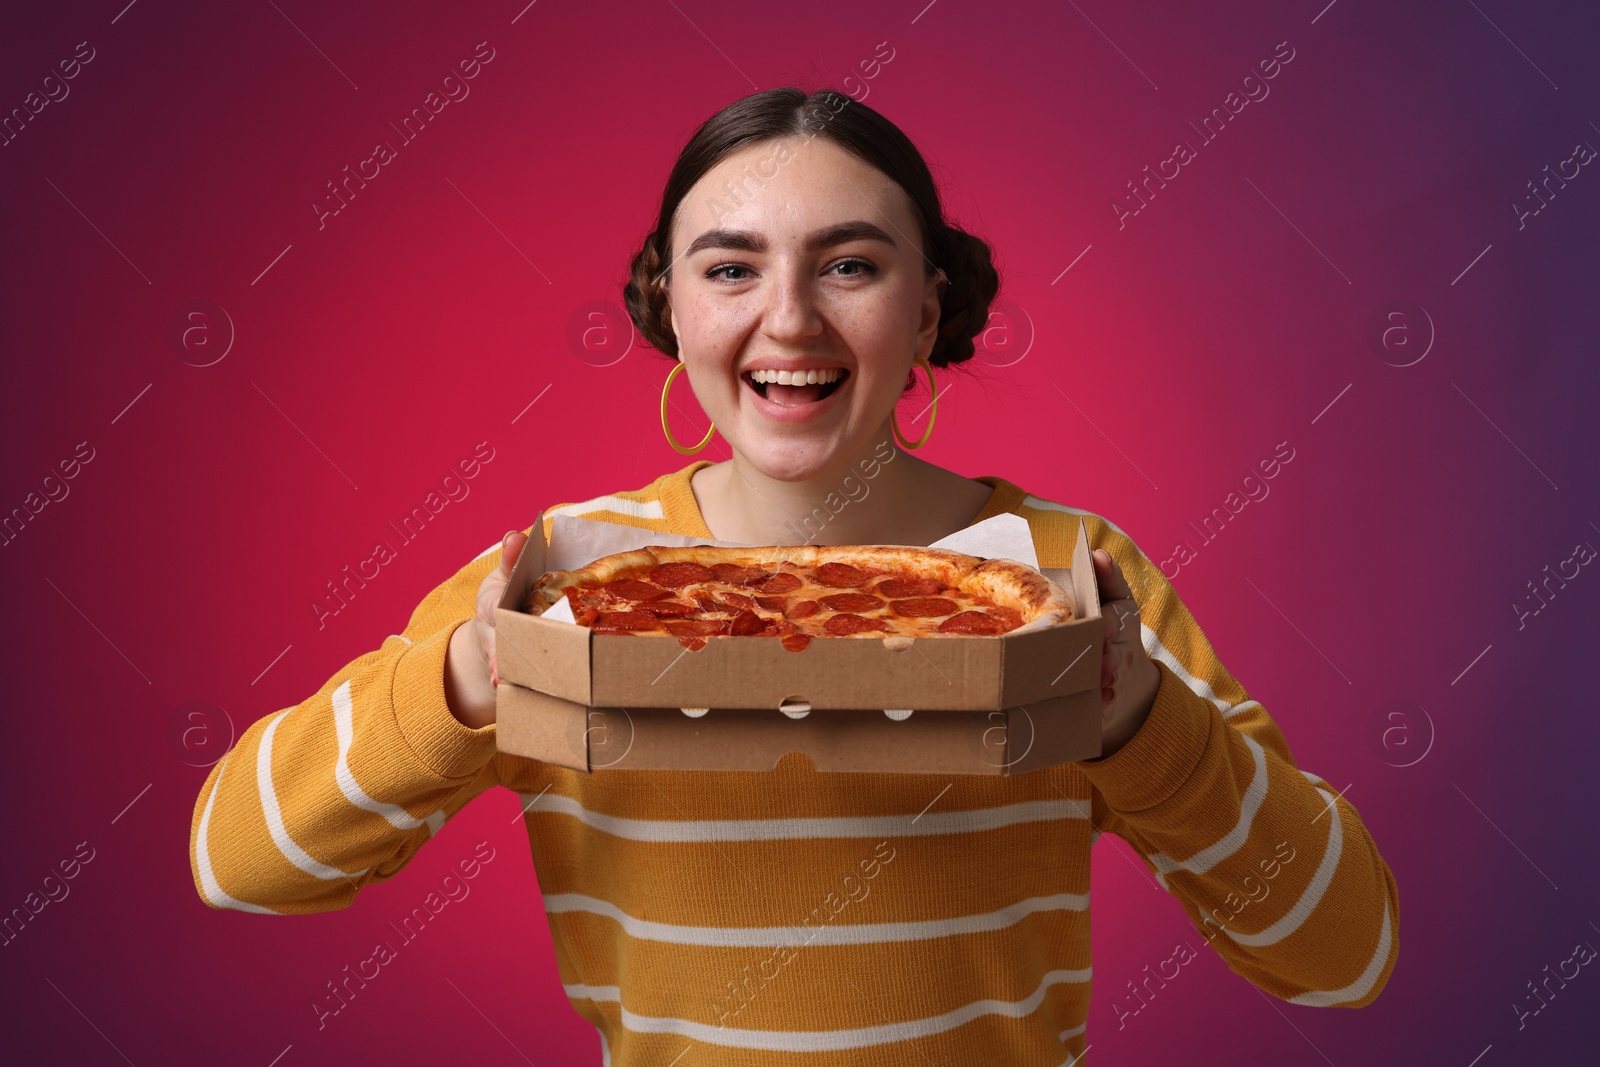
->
<box><xmin>623</xmin><ymin>88</ymin><xmax>1000</xmax><ymax>368</ymax></box>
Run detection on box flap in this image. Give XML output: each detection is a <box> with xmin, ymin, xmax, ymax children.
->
<box><xmin>1069</xmin><ymin>516</ymin><xmax>1100</xmax><ymax>620</ymax></box>
<box><xmin>495</xmin><ymin>511</ymin><xmax>594</xmax><ymax>705</ymax></box>
<box><xmin>498</xmin><ymin>509</ymin><xmax>548</xmax><ymax>614</ymax></box>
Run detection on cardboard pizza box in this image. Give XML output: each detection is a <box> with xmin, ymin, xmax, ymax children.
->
<box><xmin>493</xmin><ymin>513</ymin><xmax>1104</xmax><ymax>774</ymax></box>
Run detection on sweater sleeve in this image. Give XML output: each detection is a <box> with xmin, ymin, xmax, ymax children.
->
<box><xmin>1077</xmin><ymin>526</ymin><xmax>1400</xmax><ymax>1007</ymax></box>
<box><xmin>188</xmin><ymin>536</ymin><xmax>520</xmax><ymax>915</ymax></box>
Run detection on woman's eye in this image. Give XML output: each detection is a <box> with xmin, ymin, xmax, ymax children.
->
<box><xmin>830</xmin><ymin>258</ymin><xmax>877</xmax><ymax>277</ymax></box>
<box><xmin>704</xmin><ymin>259</ymin><xmax>876</xmax><ymax>282</ymax></box>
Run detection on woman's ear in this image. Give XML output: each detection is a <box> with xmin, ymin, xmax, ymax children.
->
<box><xmin>917</xmin><ymin>267</ymin><xmax>945</xmax><ymax>349</ymax></box>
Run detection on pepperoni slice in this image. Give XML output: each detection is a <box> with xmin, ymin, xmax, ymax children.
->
<box><xmin>650</xmin><ymin>561</ymin><xmax>715</xmax><ymax>588</ymax></box>
<box><xmin>678</xmin><ymin>636</ymin><xmax>708</xmax><ymax>651</ymax></box>
<box><xmin>755</xmin><ymin>572</ymin><xmax>802</xmax><ymax>594</ymax></box>
<box><xmin>755</xmin><ymin>595</ymin><xmax>790</xmax><ymax>612</ymax></box>
<box><xmin>876</xmin><ymin>577</ymin><xmax>944</xmax><ymax>598</ymax></box>
<box><xmin>937</xmin><ymin>610</ymin><xmax>1012</xmax><ymax>635</ymax></box>
<box><xmin>665</xmin><ymin>619</ymin><xmax>729</xmax><ymax>637</ymax></box>
<box><xmin>593</xmin><ymin>610</ymin><xmax>662</xmax><ymax>632</ymax></box>
<box><xmin>820</xmin><ymin>593</ymin><xmax>885</xmax><ymax>613</ymax></box>
<box><xmin>693</xmin><ymin>594</ymin><xmax>749</xmax><ymax>614</ymax></box>
<box><xmin>602</xmin><ymin>578</ymin><xmax>671</xmax><ymax>602</ymax></box>
<box><xmin>788</xmin><ymin>599</ymin><xmax>821</xmax><ymax>619</ymax></box>
<box><xmin>890</xmin><ymin>597</ymin><xmax>959</xmax><ymax>617</ymax></box>
<box><xmin>991</xmin><ymin>606</ymin><xmax>1024</xmax><ymax>631</ymax></box>
<box><xmin>824</xmin><ymin>613</ymin><xmax>890</xmax><ymax>635</ymax></box>
<box><xmin>729</xmin><ymin>609</ymin><xmax>773</xmax><ymax>636</ymax></box>
<box><xmin>813</xmin><ymin>562</ymin><xmax>872</xmax><ymax>588</ymax></box>
<box><xmin>781</xmin><ymin>633</ymin><xmax>812</xmax><ymax>652</ymax></box>
<box><xmin>711</xmin><ymin>563</ymin><xmax>772</xmax><ymax>586</ymax></box>
<box><xmin>639</xmin><ymin>600</ymin><xmax>698</xmax><ymax>618</ymax></box>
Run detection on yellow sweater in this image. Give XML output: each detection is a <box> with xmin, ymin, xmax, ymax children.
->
<box><xmin>190</xmin><ymin>461</ymin><xmax>1398</xmax><ymax>1064</ymax></box>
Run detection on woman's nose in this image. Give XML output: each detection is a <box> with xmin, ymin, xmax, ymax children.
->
<box><xmin>760</xmin><ymin>267</ymin><xmax>824</xmax><ymax>343</ymax></box>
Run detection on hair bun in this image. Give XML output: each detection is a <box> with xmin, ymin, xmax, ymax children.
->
<box><xmin>623</xmin><ymin>237</ymin><xmax>680</xmax><ymax>356</ymax></box>
<box><xmin>928</xmin><ymin>226</ymin><xmax>1000</xmax><ymax>368</ymax></box>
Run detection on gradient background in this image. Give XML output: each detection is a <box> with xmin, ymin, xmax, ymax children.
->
<box><xmin>2</xmin><ymin>0</ymin><xmax>1597</xmax><ymax>1063</ymax></box>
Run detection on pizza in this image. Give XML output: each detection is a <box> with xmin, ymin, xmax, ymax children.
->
<box><xmin>524</xmin><ymin>545</ymin><xmax>1073</xmax><ymax>651</ymax></box>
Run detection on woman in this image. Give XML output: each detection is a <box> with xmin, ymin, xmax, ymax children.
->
<box><xmin>190</xmin><ymin>88</ymin><xmax>1397</xmax><ymax>1065</ymax></box>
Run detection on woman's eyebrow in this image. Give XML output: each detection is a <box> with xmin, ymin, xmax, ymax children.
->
<box><xmin>683</xmin><ymin>220</ymin><xmax>897</xmax><ymax>257</ymax></box>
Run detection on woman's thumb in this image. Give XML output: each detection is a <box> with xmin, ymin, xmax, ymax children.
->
<box><xmin>499</xmin><ymin>530</ymin><xmax>527</xmax><ymax>575</ymax></box>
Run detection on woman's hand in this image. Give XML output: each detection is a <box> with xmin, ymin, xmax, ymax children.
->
<box><xmin>1089</xmin><ymin>548</ymin><xmax>1160</xmax><ymax>759</ymax></box>
<box><xmin>443</xmin><ymin>530</ymin><xmax>527</xmax><ymax>729</ymax></box>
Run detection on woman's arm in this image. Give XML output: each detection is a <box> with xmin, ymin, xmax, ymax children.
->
<box><xmin>1076</xmin><ymin>528</ymin><xmax>1400</xmax><ymax>1006</ymax></box>
<box><xmin>187</xmin><ymin>536</ymin><xmax>520</xmax><ymax>915</ymax></box>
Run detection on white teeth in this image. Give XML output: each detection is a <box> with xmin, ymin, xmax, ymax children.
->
<box><xmin>749</xmin><ymin>368</ymin><xmax>842</xmax><ymax>385</ymax></box>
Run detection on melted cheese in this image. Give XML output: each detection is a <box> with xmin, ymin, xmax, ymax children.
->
<box><xmin>568</xmin><ymin>561</ymin><xmax>1017</xmax><ymax>639</ymax></box>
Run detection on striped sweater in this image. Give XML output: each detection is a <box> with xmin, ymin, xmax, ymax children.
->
<box><xmin>190</xmin><ymin>460</ymin><xmax>1399</xmax><ymax>1064</ymax></box>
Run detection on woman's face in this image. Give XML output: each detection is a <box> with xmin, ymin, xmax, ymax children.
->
<box><xmin>666</xmin><ymin>136</ymin><xmax>943</xmax><ymax>482</ymax></box>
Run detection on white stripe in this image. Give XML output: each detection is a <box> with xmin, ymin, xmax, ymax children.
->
<box><xmin>1020</xmin><ymin>494</ymin><xmax>1127</xmax><ymax>537</ymax></box>
<box><xmin>194</xmin><ymin>753</ymin><xmax>279</xmax><ymax>914</ymax></box>
<box><xmin>332</xmin><ymin>681</ymin><xmax>443</xmax><ymax>834</ymax></box>
<box><xmin>597</xmin><ymin>1026</ymin><xmax>611</xmax><ymax>1067</ymax></box>
<box><xmin>1146</xmin><ymin>734</ymin><xmax>1269</xmax><ymax>876</ymax></box>
<box><xmin>472</xmin><ymin>540</ymin><xmax>503</xmax><ymax>562</ymax></box>
<box><xmin>1056</xmin><ymin>1023</ymin><xmax>1089</xmax><ymax>1067</ymax></box>
<box><xmin>1286</xmin><ymin>894</ymin><xmax>1394</xmax><ymax>1007</ymax></box>
<box><xmin>385</xmin><ymin>633</ymin><xmax>414</xmax><ymax>645</ymax></box>
<box><xmin>258</xmin><ymin>711</ymin><xmax>368</xmax><ymax>881</ymax></box>
<box><xmin>520</xmin><ymin>792</ymin><xmax>1089</xmax><ymax>843</ymax></box>
<box><xmin>1143</xmin><ymin>624</ymin><xmax>1257</xmax><ymax>720</ymax></box>
<box><xmin>544</xmin><ymin>891</ymin><xmax>1089</xmax><ymax>948</ymax></box>
<box><xmin>548</xmin><ymin>495</ymin><xmax>664</xmax><ymax>520</ymax></box>
<box><xmin>568</xmin><ymin>982</ymin><xmax>621</xmax><ymax>1002</ymax></box>
<box><xmin>1152</xmin><ymin>627</ymin><xmax>1235</xmax><ymax>710</ymax></box>
<box><xmin>1225</xmin><ymin>787</ymin><xmax>1343</xmax><ymax>947</ymax></box>
<box><xmin>567</xmin><ymin>967</ymin><xmax>1093</xmax><ymax>1052</ymax></box>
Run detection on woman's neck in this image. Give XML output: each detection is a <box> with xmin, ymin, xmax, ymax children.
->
<box><xmin>689</xmin><ymin>428</ymin><xmax>995</xmax><ymax>547</ymax></box>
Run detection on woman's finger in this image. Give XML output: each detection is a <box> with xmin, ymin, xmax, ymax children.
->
<box><xmin>481</xmin><ymin>530</ymin><xmax>526</xmax><ymax>690</ymax></box>
<box><xmin>498</xmin><ymin>530</ymin><xmax>526</xmax><ymax>578</ymax></box>
<box><xmin>1091</xmin><ymin>548</ymin><xmax>1134</xmax><ymax>603</ymax></box>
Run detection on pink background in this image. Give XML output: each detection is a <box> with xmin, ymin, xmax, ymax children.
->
<box><xmin>3</xmin><ymin>0</ymin><xmax>1596</xmax><ymax>1063</ymax></box>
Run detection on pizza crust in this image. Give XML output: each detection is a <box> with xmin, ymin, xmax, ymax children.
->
<box><xmin>526</xmin><ymin>543</ymin><xmax>1074</xmax><ymax>632</ymax></box>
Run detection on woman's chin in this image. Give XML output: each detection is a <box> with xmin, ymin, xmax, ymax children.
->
<box><xmin>734</xmin><ymin>436</ymin><xmax>853</xmax><ymax>484</ymax></box>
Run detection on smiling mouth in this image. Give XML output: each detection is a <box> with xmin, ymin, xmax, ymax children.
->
<box><xmin>743</xmin><ymin>367</ymin><xmax>849</xmax><ymax>406</ymax></box>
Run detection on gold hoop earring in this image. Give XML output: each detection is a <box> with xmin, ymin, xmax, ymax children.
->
<box><xmin>891</xmin><ymin>354</ymin><xmax>938</xmax><ymax>451</ymax></box>
<box><xmin>660</xmin><ymin>361</ymin><xmax>716</xmax><ymax>454</ymax></box>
